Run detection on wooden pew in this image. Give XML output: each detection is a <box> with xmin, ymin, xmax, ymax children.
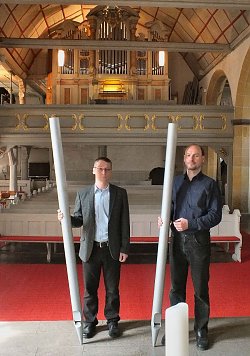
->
<box><xmin>0</xmin><ymin>206</ymin><xmax>242</xmax><ymax>262</ymax></box>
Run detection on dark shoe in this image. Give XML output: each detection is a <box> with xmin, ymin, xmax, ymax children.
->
<box><xmin>196</xmin><ymin>329</ymin><xmax>209</xmax><ymax>351</ymax></box>
<box><xmin>108</xmin><ymin>322</ymin><xmax>120</xmax><ymax>338</ymax></box>
<box><xmin>83</xmin><ymin>323</ymin><xmax>96</xmax><ymax>339</ymax></box>
<box><xmin>161</xmin><ymin>334</ymin><xmax>165</xmax><ymax>346</ymax></box>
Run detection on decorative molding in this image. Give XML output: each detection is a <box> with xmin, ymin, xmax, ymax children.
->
<box><xmin>144</xmin><ymin>114</ymin><xmax>157</xmax><ymax>131</ymax></box>
<box><xmin>117</xmin><ymin>114</ymin><xmax>131</xmax><ymax>131</ymax></box>
<box><xmin>125</xmin><ymin>115</ymin><xmax>131</xmax><ymax>131</ymax></box>
<box><xmin>117</xmin><ymin>114</ymin><xmax>123</xmax><ymax>131</ymax></box>
<box><xmin>0</xmin><ymin>105</ymin><xmax>234</xmax><ymax>147</ymax></box>
<box><xmin>43</xmin><ymin>114</ymin><xmax>49</xmax><ymax>131</ymax></box>
<box><xmin>15</xmin><ymin>114</ymin><xmax>29</xmax><ymax>131</ymax></box>
<box><xmin>170</xmin><ymin>115</ymin><xmax>199</xmax><ymax>130</ymax></box>
<box><xmin>72</xmin><ymin>114</ymin><xmax>85</xmax><ymax>131</ymax></box>
<box><xmin>200</xmin><ymin>114</ymin><xmax>226</xmax><ymax>130</ymax></box>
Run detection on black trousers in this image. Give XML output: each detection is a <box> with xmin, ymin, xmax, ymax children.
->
<box><xmin>82</xmin><ymin>242</ymin><xmax>121</xmax><ymax>325</ymax></box>
<box><xmin>169</xmin><ymin>231</ymin><xmax>211</xmax><ymax>332</ymax></box>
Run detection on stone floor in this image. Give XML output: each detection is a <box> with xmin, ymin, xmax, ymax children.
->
<box><xmin>1</xmin><ymin>317</ymin><xmax>250</xmax><ymax>356</ymax></box>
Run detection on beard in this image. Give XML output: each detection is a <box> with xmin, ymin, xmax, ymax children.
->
<box><xmin>186</xmin><ymin>163</ymin><xmax>201</xmax><ymax>171</ymax></box>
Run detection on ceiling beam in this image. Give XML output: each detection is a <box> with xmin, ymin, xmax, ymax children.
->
<box><xmin>2</xmin><ymin>0</ymin><xmax>250</xmax><ymax>10</ymax></box>
<box><xmin>0</xmin><ymin>38</ymin><xmax>231</xmax><ymax>53</ymax></box>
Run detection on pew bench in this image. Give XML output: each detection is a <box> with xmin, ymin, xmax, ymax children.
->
<box><xmin>130</xmin><ymin>235</ymin><xmax>242</xmax><ymax>262</ymax></box>
<box><xmin>0</xmin><ymin>232</ymin><xmax>242</xmax><ymax>263</ymax></box>
<box><xmin>0</xmin><ymin>206</ymin><xmax>242</xmax><ymax>263</ymax></box>
<box><xmin>0</xmin><ymin>235</ymin><xmax>80</xmax><ymax>263</ymax></box>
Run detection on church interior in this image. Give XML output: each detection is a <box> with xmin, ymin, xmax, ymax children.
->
<box><xmin>0</xmin><ymin>2</ymin><xmax>250</xmax><ymax>355</ymax></box>
<box><xmin>0</xmin><ymin>1</ymin><xmax>249</xmax><ymax>215</ymax></box>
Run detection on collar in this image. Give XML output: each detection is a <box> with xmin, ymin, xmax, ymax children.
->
<box><xmin>94</xmin><ymin>184</ymin><xmax>109</xmax><ymax>192</ymax></box>
<box><xmin>184</xmin><ymin>171</ymin><xmax>203</xmax><ymax>181</ymax></box>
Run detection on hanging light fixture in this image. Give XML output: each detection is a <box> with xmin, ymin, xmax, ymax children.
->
<box><xmin>58</xmin><ymin>50</ymin><xmax>65</xmax><ymax>67</ymax></box>
<box><xmin>159</xmin><ymin>51</ymin><xmax>165</xmax><ymax>67</ymax></box>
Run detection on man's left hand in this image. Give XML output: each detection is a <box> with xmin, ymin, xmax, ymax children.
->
<box><xmin>173</xmin><ymin>218</ymin><xmax>188</xmax><ymax>231</ymax></box>
<box><xmin>119</xmin><ymin>253</ymin><xmax>128</xmax><ymax>262</ymax></box>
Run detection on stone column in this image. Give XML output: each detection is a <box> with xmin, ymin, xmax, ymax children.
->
<box><xmin>20</xmin><ymin>146</ymin><xmax>31</xmax><ymax>180</ymax></box>
<box><xmin>225</xmin><ymin>146</ymin><xmax>233</xmax><ymax>209</ymax></box>
<box><xmin>217</xmin><ymin>155</ymin><xmax>222</xmax><ymax>194</ymax></box>
<box><xmin>49</xmin><ymin>148</ymin><xmax>55</xmax><ymax>180</ymax></box>
<box><xmin>8</xmin><ymin>147</ymin><xmax>18</xmax><ymax>192</ymax></box>
<box><xmin>18</xmin><ymin>78</ymin><xmax>26</xmax><ymax>104</ymax></box>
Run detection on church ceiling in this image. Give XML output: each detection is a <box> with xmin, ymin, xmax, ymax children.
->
<box><xmin>0</xmin><ymin>2</ymin><xmax>249</xmax><ymax>95</ymax></box>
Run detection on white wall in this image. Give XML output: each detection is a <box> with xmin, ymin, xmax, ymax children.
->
<box><xmin>108</xmin><ymin>145</ymin><xmax>165</xmax><ymax>171</ymax></box>
<box><xmin>29</xmin><ymin>148</ymin><xmax>49</xmax><ymax>163</ymax></box>
<box><xmin>0</xmin><ymin>144</ymin><xmax>213</xmax><ymax>183</ymax></box>
<box><xmin>61</xmin><ymin>145</ymin><xmax>166</xmax><ymax>182</ymax></box>
<box><xmin>58</xmin><ymin>144</ymin><xmax>211</xmax><ymax>182</ymax></box>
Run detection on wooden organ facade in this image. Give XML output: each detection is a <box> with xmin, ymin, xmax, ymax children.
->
<box><xmin>49</xmin><ymin>5</ymin><xmax>171</xmax><ymax>105</ymax></box>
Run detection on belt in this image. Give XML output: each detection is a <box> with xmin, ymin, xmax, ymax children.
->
<box><xmin>94</xmin><ymin>240</ymin><xmax>109</xmax><ymax>248</ymax></box>
<box><xmin>177</xmin><ymin>232</ymin><xmax>194</xmax><ymax>238</ymax></box>
<box><xmin>176</xmin><ymin>231</ymin><xmax>209</xmax><ymax>238</ymax></box>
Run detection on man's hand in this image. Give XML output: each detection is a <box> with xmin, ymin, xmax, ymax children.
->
<box><xmin>173</xmin><ymin>218</ymin><xmax>188</xmax><ymax>232</ymax></box>
<box><xmin>158</xmin><ymin>216</ymin><xmax>163</xmax><ymax>228</ymax></box>
<box><xmin>57</xmin><ymin>209</ymin><xmax>64</xmax><ymax>221</ymax></box>
<box><xmin>119</xmin><ymin>253</ymin><xmax>128</xmax><ymax>263</ymax></box>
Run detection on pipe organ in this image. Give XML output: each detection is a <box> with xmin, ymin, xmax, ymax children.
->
<box><xmin>51</xmin><ymin>5</ymin><xmax>171</xmax><ymax>104</ymax></box>
<box><xmin>98</xmin><ymin>20</ymin><xmax>128</xmax><ymax>75</ymax></box>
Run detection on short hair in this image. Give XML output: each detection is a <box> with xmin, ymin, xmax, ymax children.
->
<box><xmin>94</xmin><ymin>157</ymin><xmax>112</xmax><ymax>167</ymax></box>
<box><xmin>185</xmin><ymin>144</ymin><xmax>205</xmax><ymax>156</ymax></box>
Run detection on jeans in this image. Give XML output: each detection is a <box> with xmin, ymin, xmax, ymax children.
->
<box><xmin>169</xmin><ymin>231</ymin><xmax>211</xmax><ymax>332</ymax></box>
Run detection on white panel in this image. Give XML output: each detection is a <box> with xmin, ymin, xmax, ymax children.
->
<box><xmin>9</xmin><ymin>221</ymin><xmax>24</xmax><ymax>235</ymax></box>
<box><xmin>210</xmin><ymin>225</ymin><xmax>219</xmax><ymax>235</ymax></box>
<box><xmin>72</xmin><ymin>228</ymin><xmax>81</xmax><ymax>237</ymax></box>
<box><xmin>28</xmin><ymin>221</ymin><xmax>45</xmax><ymax>235</ymax></box>
<box><xmin>131</xmin><ymin>221</ymin><xmax>150</xmax><ymax>236</ymax></box>
<box><xmin>45</xmin><ymin>221</ymin><xmax>62</xmax><ymax>236</ymax></box>
<box><xmin>219</xmin><ymin>221</ymin><xmax>236</xmax><ymax>235</ymax></box>
<box><xmin>149</xmin><ymin>221</ymin><xmax>158</xmax><ymax>236</ymax></box>
<box><xmin>0</xmin><ymin>220</ymin><xmax>6</xmax><ymax>234</ymax></box>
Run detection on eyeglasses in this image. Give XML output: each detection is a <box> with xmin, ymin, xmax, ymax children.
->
<box><xmin>94</xmin><ymin>167</ymin><xmax>112</xmax><ymax>172</ymax></box>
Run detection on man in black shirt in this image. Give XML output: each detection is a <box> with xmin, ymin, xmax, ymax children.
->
<box><xmin>160</xmin><ymin>144</ymin><xmax>222</xmax><ymax>350</ymax></box>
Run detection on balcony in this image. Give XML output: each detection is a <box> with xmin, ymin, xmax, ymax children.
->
<box><xmin>0</xmin><ymin>103</ymin><xmax>234</xmax><ymax>147</ymax></box>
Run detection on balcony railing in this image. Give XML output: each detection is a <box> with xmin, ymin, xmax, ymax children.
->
<box><xmin>0</xmin><ymin>103</ymin><xmax>234</xmax><ymax>146</ymax></box>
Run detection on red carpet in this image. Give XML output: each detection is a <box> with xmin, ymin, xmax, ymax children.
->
<box><xmin>1</xmin><ymin>232</ymin><xmax>250</xmax><ymax>321</ymax></box>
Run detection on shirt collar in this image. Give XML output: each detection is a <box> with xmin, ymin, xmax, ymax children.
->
<box><xmin>95</xmin><ymin>184</ymin><xmax>109</xmax><ymax>192</ymax></box>
<box><xmin>184</xmin><ymin>171</ymin><xmax>203</xmax><ymax>181</ymax></box>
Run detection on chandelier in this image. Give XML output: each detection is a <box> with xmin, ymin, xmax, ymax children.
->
<box><xmin>103</xmin><ymin>6</ymin><xmax>122</xmax><ymax>28</ymax></box>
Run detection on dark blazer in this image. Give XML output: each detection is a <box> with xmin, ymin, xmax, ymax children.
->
<box><xmin>71</xmin><ymin>184</ymin><xmax>130</xmax><ymax>262</ymax></box>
